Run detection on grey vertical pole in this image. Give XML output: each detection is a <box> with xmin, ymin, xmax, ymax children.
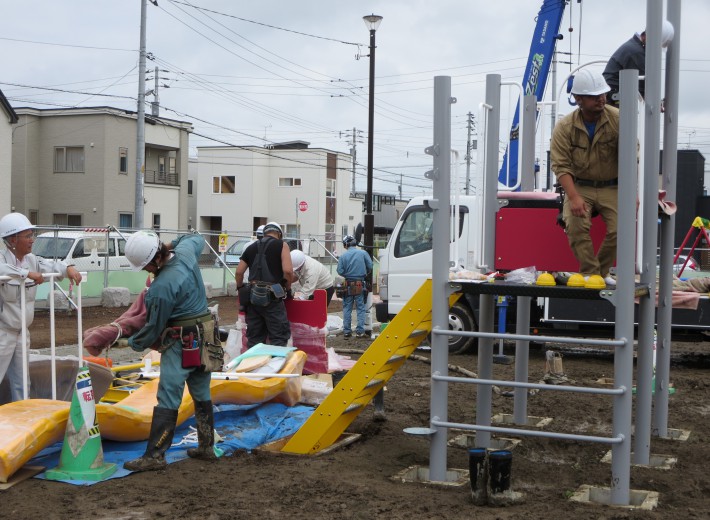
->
<box><xmin>475</xmin><ymin>74</ymin><xmax>501</xmax><ymax>448</ymax></box>
<box><xmin>655</xmin><ymin>0</ymin><xmax>681</xmax><ymax>438</ymax></box>
<box><xmin>465</xmin><ymin>112</ymin><xmax>472</xmax><ymax>195</ymax></box>
<box><xmin>428</xmin><ymin>76</ymin><xmax>453</xmax><ymax>482</ymax></box>
<box><xmin>520</xmin><ymin>94</ymin><xmax>536</xmax><ymax>191</ymax></box>
<box><xmin>134</xmin><ymin>0</ymin><xmax>147</xmax><ymax>229</ymax></box>
<box><xmin>513</xmin><ymin>296</ymin><xmax>531</xmax><ymax>424</ymax></box>
<box><xmin>351</xmin><ymin>127</ymin><xmax>357</xmax><ymax>195</ymax></box>
<box><xmin>151</xmin><ymin>66</ymin><xmax>160</xmax><ymax>117</ymax></box>
<box><xmin>634</xmin><ymin>0</ymin><xmax>663</xmax><ymax>465</ymax></box>
<box><xmin>612</xmin><ymin>68</ymin><xmax>639</xmax><ymax>506</ymax></box>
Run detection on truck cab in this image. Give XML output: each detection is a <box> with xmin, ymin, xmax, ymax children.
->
<box><xmin>32</xmin><ymin>231</ymin><xmax>134</xmax><ymax>272</ymax></box>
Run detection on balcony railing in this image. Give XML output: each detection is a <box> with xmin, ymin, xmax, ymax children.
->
<box><xmin>145</xmin><ymin>169</ymin><xmax>179</xmax><ymax>186</ymax></box>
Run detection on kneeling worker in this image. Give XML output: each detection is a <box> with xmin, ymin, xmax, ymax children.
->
<box><xmin>122</xmin><ymin>231</ymin><xmax>220</xmax><ymax>472</ymax></box>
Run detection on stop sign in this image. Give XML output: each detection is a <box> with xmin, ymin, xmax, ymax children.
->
<box><xmin>298</xmin><ymin>201</ymin><xmax>308</xmax><ymax>212</ymax></box>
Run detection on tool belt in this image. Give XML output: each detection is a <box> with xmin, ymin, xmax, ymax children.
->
<box><xmin>249</xmin><ymin>281</ymin><xmax>282</xmax><ymax>306</ymax></box>
<box><xmin>345</xmin><ymin>280</ymin><xmax>364</xmax><ymax>296</ymax></box>
<box><xmin>159</xmin><ymin>311</ymin><xmax>224</xmax><ymax>372</ymax></box>
<box><xmin>574</xmin><ymin>177</ymin><xmax>618</xmax><ymax>188</ymax></box>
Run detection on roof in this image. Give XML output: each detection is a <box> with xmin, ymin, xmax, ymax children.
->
<box><xmin>0</xmin><ymin>89</ymin><xmax>18</xmax><ymax>124</ymax></box>
<box><xmin>13</xmin><ymin>105</ymin><xmax>192</xmax><ymax>130</ymax></box>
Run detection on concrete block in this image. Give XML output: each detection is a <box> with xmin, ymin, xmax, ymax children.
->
<box><xmin>101</xmin><ymin>287</ymin><xmax>131</xmax><ymax>308</ymax></box>
<box><xmin>204</xmin><ymin>282</ymin><xmax>214</xmax><ymax>299</ymax></box>
<box><xmin>53</xmin><ymin>291</ymin><xmax>70</xmax><ymax>311</ymax></box>
<box><xmin>226</xmin><ymin>281</ymin><xmax>238</xmax><ymax>297</ymax></box>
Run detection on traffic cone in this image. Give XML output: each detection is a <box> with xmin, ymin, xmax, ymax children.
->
<box><xmin>45</xmin><ymin>367</ymin><xmax>117</xmax><ymax>481</ymax></box>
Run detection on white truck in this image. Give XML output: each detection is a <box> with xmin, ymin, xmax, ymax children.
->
<box><xmin>32</xmin><ymin>230</ymin><xmax>134</xmax><ymax>272</ymax></box>
<box><xmin>375</xmin><ymin>194</ymin><xmax>710</xmax><ymax>354</ymax></box>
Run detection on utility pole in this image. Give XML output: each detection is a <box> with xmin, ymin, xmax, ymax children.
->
<box><xmin>134</xmin><ymin>0</ymin><xmax>148</xmax><ymax>229</ymax></box>
<box><xmin>465</xmin><ymin>112</ymin><xmax>474</xmax><ymax>194</ymax></box>
<box><xmin>343</xmin><ymin>127</ymin><xmax>362</xmax><ymax>195</ymax></box>
<box><xmin>151</xmin><ymin>66</ymin><xmax>160</xmax><ymax>117</ymax></box>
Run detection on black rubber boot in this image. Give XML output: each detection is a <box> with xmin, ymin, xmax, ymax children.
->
<box><xmin>187</xmin><ymin>400</ymin><xmax>218</xmax><ymax>461</ymax></box>
<box><xmin>124</xmin><ymin>407</ymin><xmax>178</xmax><ymax>472</ymax></box>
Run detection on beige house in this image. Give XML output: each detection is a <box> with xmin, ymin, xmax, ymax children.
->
<box><xmin>0</xmin><ymin>90</ymin><xmax>18</xmax><ymax>216</ymax></box>
<box><xmin>11</xmin><ymin>106</ymin><xmax>192</xmax><ymax>229</ymax></box>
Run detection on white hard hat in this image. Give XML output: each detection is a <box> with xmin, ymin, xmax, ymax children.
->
<box><xmin>125</xmin><ymin>230</ymin><xmax>160</xmax><ymax>271</ymax></box>
<box><xmin>0</xmin><ymin>213</ymin><xmax>34</xmax><ymax>239</ymax></box>
<box><xmin>571</xmin><ymin>69</ymin><xmax>610</xmax><ymax>96</ymax></box>
<box><xmin>290</xmin><ymin>249</ymin><xmax>306</xmax><ymax>270</ymax></box>
<box><xmin>661</xmin><ymin>20</ymin><xmax>674</xmax><ymax>48</ymax></box>
<box><xmin>342</xmin><ymin>235</ymin><xmax>357</xmax><ymax>248</ymax></box>
<box><xmin>263</xmin><ymin>222</ymin><xmax>282</xmax><ymax>237</ymax></box>
<box><xmin>256</xmin><ymin>225</ymin><xmax>265</xmax><ymax>238</ymax></box>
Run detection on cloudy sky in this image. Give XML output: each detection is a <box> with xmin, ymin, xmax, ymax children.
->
<box><xmin>2</xmin><ymin>0</ymin><xmax>708</xmax><ymax>198</ymax></box>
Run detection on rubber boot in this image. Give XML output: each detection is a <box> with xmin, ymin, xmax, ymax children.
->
<box><xmin>187</xmin><ymin>400</ymin><xmax>218</xmax><ymax>461</ymax></box>
<box><xmin>124</xmin><ymin>407</ymin><xmax>178</xmax><ymax>472</ymax></box>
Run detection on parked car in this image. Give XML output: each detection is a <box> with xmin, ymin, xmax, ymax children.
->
<box><xmin>215</xmin><ymin>238</ymin><xmax>253</xmax><ymax>266</ymax></box>
<box><xmin>32</xmin><ymin>231</ymin><xmax>133</xmax><ymax>271</ymax></box>
<box><xmin>657</xmin><ymin>254</ymin><xmax>699</xmax><ymax>274</ymax></box>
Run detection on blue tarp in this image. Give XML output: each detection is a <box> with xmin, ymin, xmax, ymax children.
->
<box><xmin>31</xmin><ymin>402</ymin><xmax>314</xmax><ymax>485</ymax></box>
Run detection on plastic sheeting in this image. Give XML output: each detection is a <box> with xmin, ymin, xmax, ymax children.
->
<box><xmin>30</xmin><ymin>402</ymin><xmax>315</xmax><ymax>485</ymax></box>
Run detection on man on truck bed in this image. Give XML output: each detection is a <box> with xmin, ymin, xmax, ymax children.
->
<box><xmin>550</xmin><ymin>69</ymin><xmax>620</xmax><ymax>286</ymax></box>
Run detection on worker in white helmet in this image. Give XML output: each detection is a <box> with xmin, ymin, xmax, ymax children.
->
<box><xmin>290</xmin><ymin>249</ymin><xmax>335</xmax><ymax>305</ymax></box>
<box><xmin>235</xmin><ymin>222</ymin><xmax>293</xmax><ymax>348</ymax></box>
<box><xmin>121</xmin><ymin>230</ymin><xmax>222</xmax><ymax>472</ymax></box>
<box><xmin>602</xmin><ymin>20</ymin><xmax>674</xmax><ymax>107</ymax></box>
<box><xmin>550</xmin><ymin>69</ymin><xmax>620</xmax><ymax>287</ymax></box>
<box><xmin>0</xmin><ymin>212</ymin><xmax>82</xmax><ymax>402</ymax></box>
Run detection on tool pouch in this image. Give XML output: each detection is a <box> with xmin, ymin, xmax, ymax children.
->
<box><xmin>250</xmin><ymin>283</ymin><xmax>272</xmax><ymax>307</ymax></box>
<box><xmin>180</xmin><ymin>331</ymin><xmax>199</xmax><ymax>369</ymax></box>
<box><xmin>347</xmin><ymin>281</ymin><xmax>363</xmax><ymax>296</ymax></box>
<box><xmin>200</xmin><ymin>319</ymin><xmax>224</xmax><ymax>372</ymax></box>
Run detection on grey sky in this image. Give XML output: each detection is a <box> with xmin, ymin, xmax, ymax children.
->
<box><xmin>2</xmin><ymin>0</ymin><xmax>708</xmax><ymax>197</ymax></box>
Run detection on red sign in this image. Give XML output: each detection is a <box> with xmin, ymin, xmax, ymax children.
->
<box><xmin>298</xmin><ymin>201</ymin><xmax>309</xmax><ymax>212</ymax></box>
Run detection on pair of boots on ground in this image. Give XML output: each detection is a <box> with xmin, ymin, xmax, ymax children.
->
<box><xmin>124</xmin><ymin>400</ymin><xmax>218</xmax><ymax>472</ymax></box>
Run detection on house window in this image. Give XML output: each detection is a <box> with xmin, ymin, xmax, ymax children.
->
<box><xmin>188</xmin><ymin>180</ymin><xmax>193</xmax><ymax>195</ymax></box>
<box><xmin>212</xmin><ymin>176</ymin><xmax>235</xmax><ymax>194</ymax></box>
<box><xmin>119</xmin><ymin>213</ymin><xmax>133</xmax><ymax>229</ymax></box>
<box><xmin>29</xmin><ymin>210</ymin><xmax>39</xmax><ymax>225</ymax></box>
<box><xmin>152</xmin><ymin>214</ymin><xmax>161</xmax><ymax>231</ymax></box>
<box><xmin>54</xmin><ymin>146</ymin><xmax>85</xmax><ymax>173</ymax></box>
<box><xmin>53</xmin><ymin>213</ymin><xmax>82</xmax><ymax>227</ymax></box>
<box><xmin>119</xmin><ymin>147</ymin><xmax>128</xmax><ymax>174</ymax></box>
<box><xmin>278</xmin><ymin>177</ymin><xmax>302</xmax><ymax>187</ymax></box>
<box><xmin>168</xmin><ymin>157</ymin><xmax>176</xmax><ymax>174</ymax></box>
<box><xmin>158</xmin><ymin>157</ymin><xmax>166</xmax><ymax>181</ymax></box>
<box><xmin>326</xmin><ymin>179</ymin><xmax>336</xmax><ymax>197</ymax></box>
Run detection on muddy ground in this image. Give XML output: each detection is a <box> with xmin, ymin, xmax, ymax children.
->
<box><xmin>4</xmin><ymin>296</ymin><xmax>710</xmax><ymax>519</ymax></box>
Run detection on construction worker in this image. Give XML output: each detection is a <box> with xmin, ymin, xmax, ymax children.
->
<box><xmin>290</xmin><ymin>249</ymin><xmax>335</xmax><ymax>305</ymax></box>
<box><xmin>236</xmin><ymin>222</ymin><xmax>293</xmax><ymax>348</ymax></box>
<box><xmin>122</xmin><ymin>230</ymin><xmax>219</xmax><ymax>472</ymax></box>
<box><xmin>550</xmin><ymin>69</ymin><xmax>620</xmax><ymax>286</ymax></box>
<box><xmin>0</xmin><ymin>212</ymin><xmax>82</xmax><ymax>402</ymax></box>
<box><xmin>602</xmin><ymin>21</ymin><xmax>674</xmax><ymax>107</ymax></box>
<box><xmin>337</xmin><ymin>235</ymin><xmax>372</xmax><ymax>338</ymax></box>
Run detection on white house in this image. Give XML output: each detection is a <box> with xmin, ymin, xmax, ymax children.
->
<box><xmin>196</xmin><ymin>141</ymin><xmax>361</xmax><ymax>255</ymax></box>
<box><xmin>0</xmin><ymin>90</ymin><xmax>18</xmax><ymax>216</ymax></box>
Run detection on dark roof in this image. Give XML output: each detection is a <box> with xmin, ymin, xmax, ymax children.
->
<box><xmin>0</xmin><ymin>89</ymin><xmax>18</xmax><ymax>124</ymax></box>
<box><xmin>267</xmin><ymin>140</ymin><xmax>310</xmax><ymax>150</ymax></box>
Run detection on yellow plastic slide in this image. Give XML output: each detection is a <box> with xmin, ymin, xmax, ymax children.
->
<box><xmin>96</xmin><ymin>350</ymin><xmax>306</xmax><ymax>441</ymax></box>
<box><xmin>0</xmin><ymin>399</ymin><xmax>70</xmax><ymax>483</ymax></box>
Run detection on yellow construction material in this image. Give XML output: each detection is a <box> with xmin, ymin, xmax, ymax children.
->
<box><xmin>97</xmin><ymin>350</ymin><xmax>306</xmax><ymax>441</ymax></box>
<box><xmin>585</xmin><ymin>275</ymin><xmax>606</xmax><ymax>289</ymax></box>
<box><xmin>536</xmin><ymin>272</ymin><xmax>556</xmax><ymax>286</ymax></box>
<box><xmin>282</xmin><ymin>279</ymin><xmax>459</xmax><ymax>455</ymax></box>
<box><xmin>567</xmin><ymin>273</ymin><xmax>586</xmax><ymax>287</ymax></box>
<box><xmin>0</xmin><ymin>400</ymin><xmax>70</xmax><ymax>483</ymax></box>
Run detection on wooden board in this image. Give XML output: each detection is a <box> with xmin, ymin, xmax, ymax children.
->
<box><xmin>0</xmin><ymin>466</ymin><xmax>45</xmax><ymax>490</ymax></box>
<box><xmin>235</xmin><ymin>355</ymin><xmax>272</xmax><ymax>372</ymax></box>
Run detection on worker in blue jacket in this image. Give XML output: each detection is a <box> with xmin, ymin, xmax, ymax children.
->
<box><xmin>122</xmin><ymin>231</ymin><xmax>220</xmax><ymax>472</ymax></box>
<box><xmin>337</xmin><ymin>235</ymin><xmax>372</xmax><ymax>338</ymax></box>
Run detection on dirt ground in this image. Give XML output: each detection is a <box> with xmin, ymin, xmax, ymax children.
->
<box><xmin>5</xmin><ymin>296</ymin><xmax>710</xmax><ymax>519</ymax></box>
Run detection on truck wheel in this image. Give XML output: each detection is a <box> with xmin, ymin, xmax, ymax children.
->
<box><xmin>428</xmin><ymin>303</ymin><xmax>477</xmax><ymax>354</ymax></box>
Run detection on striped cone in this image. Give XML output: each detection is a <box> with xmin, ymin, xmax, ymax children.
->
<box><xmin>45</xmin><ymin>367</ymin><xmax>117</xmax><ymax>481</ymax></box>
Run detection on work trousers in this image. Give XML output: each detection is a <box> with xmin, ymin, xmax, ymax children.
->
<box><xmin>563</xmin><ymin>184</ymin><xmax>618</xmax><ymax>277</ymax></box>
<box><xmin>342</xmin><ymin>292</ymin><xmax>366</xmax><ymax>335</ymax></box>
<box><xmin>0</xmin><ymin>328</ymin><xmax>28</xmax><ymax>402</ymax></box>
<box><xmin>156</xmin><ymin>338</ymin><xmax>211</xmax><ymax>410</ymax></box>
<box><xmin>245</xmin><ymin>299</ymin><xmax>291</xmax><ymax>348</ymax></box>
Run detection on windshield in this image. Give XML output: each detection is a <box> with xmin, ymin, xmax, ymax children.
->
<box><xmin>227</xmin><ymin>239</ymin><xmax>251</xmax><ymax>256</ymax></box>
<box><xmin>32</xmin><ymin>237</ymin><xmax>73</xmax><ymax>259</ymax></box>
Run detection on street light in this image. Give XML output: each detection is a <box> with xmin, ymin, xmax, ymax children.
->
<box><xmin>362</xmin><ymin>14</ymin><xmax>382</xmax><ymax>267</ymax></box>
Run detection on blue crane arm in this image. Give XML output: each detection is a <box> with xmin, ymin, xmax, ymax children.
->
<box><xmin>498</xmin><ymin>0</ymin><xmax>567</xmax><ymax>190</ymax></box>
